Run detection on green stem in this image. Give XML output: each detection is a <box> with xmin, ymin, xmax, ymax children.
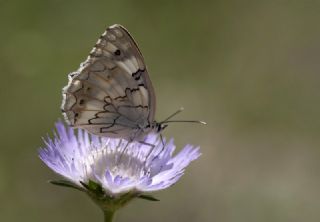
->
<box><xmin>104</xmin><ymin>210</ymin><xmax>116</xmax><ymax>222</ymax></box>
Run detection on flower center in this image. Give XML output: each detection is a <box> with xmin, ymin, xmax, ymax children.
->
<box><xmin>81</xmin><ymin>144</ymin><xmax>149</xmax><ymax>182</ymax></box>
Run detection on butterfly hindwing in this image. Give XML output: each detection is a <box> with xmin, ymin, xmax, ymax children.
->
<box><xmin>61</xmin><ymin>24</ymin><xmax>156</xmax><ymax>139</ymax></box>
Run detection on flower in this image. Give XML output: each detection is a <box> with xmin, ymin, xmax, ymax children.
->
<box><xmin>39</xmin><ymin>121</ymin><xmax>201</xmax><ymax>199</ymax></box>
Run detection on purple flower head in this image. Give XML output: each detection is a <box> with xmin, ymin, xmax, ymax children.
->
<box><xmin>39</xmin><ymin>121</ymin><xmax>201</xmax><ymax>196</ymax></box>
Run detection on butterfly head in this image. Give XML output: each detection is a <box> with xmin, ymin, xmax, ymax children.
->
<box><xmin>154</xmin><ymin>122</ymin><xmax>168</xmax><ymax>133</ymax></box>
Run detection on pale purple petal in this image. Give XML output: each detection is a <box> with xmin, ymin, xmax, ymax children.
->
<box><xmin>39</xmin><ymin>121</ymin><xmax>201</xmax><ymax>195</ymax></box>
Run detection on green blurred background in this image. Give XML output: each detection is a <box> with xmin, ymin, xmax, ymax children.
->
<box><xmin>1</xmin><ymin>0</ymin><xmax>320</xmax><ymax>221</ymax></box>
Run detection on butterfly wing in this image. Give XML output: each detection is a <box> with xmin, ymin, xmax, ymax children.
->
<box><xmin>61</xmin><ymin>24</ymin><xmax>156</xmax><ymax>139</ymax></box>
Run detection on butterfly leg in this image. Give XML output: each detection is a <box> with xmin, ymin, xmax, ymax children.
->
<box><xmin>139</xmin><ymin>140</ymin><xmax>156</xmax><ymax>148</ymax></box>
<box><xmin>117</xmin><ymin>139</ymin><xmax>131</xmax><ymax>165</ymax></box>
<box><xmin>117</xmin><ymin>129</ymin><xmax>143</xmax><ymax>164</ymax></box>
<box><xmin>138</xmin><ymin>140</ymin><xmax>156</xmax><ymax>164</ymax></box>
<box><xmin>142</xmin><ymin>134</ymin><xmax>166</xmax><ymax>173</ymax></box>
<box><xmin>139</xmin><ymin>140</ymin><xmax>155</xmax><ymax>155</ymax></box>
<box><xmin>142</xmin><ymin>133</ymin><xmax>167</xmax><ymax>164</ymax></box>
<box><xmin>150</xmin><ymin>133</ymin><xmax>166</xmax><ymax>162</ymax></box>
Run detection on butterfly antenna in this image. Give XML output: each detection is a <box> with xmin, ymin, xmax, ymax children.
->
<box><xmin>160</xmin><ymin>107</ymin><xmax>206</xmax><ymax>125</ymax></box>
<box><xmin>162</xmin><ymin>120</ymin><xmax>207</xmax><ymax>124</ymax></box>
<box><xmin>160</xmin><ymin>107</ymin><xmax>185</xmax><ymax>124</ymax></box>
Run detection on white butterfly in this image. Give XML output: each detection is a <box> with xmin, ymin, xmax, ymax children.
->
<box><xmin>61</xmin><ymin>24</ymin><xmax>204</xmax><ymax>142</ymax></box>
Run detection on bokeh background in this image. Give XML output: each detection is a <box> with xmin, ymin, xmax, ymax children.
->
<box><xmin>1</xmin><ymin>1</ymin><xmax>319</xmax><ymax>221</ymax></box>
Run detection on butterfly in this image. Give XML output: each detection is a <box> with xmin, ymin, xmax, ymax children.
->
<box><xmin>61</xmin><ymin>24</ymin><xmax>204</xmax><ymax>142</ymax></box>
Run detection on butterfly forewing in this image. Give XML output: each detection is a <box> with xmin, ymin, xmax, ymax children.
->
<box><xmin>61</xmin><ymin>24</ymin><xmax>156</xmax><ymax>140</ymax></box>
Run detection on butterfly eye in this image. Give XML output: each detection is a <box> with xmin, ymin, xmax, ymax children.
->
<box><xmin>114</xmin><ymin>49</ymin><xmax>121</xmax><ymax>56</ymax></box>
<box><xmin>79</xmin><ymin>99</ymin><xmax>85</xmax><ymax>105</ymax></box>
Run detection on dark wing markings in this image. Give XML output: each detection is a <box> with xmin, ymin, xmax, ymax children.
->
<box><xmin>118</xmin><ymin>105</ymin><xmax>149</xmax><ymax>109</ymax></box>
<box><xmin>132</xmin><ymin>69</ymin><xmax>145</xmax><ymax>81</ymax></box>
<box><xmin>113</xmin><ymin>87</ymin><xmax>141</xmax><ymax>101</ymax></box>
